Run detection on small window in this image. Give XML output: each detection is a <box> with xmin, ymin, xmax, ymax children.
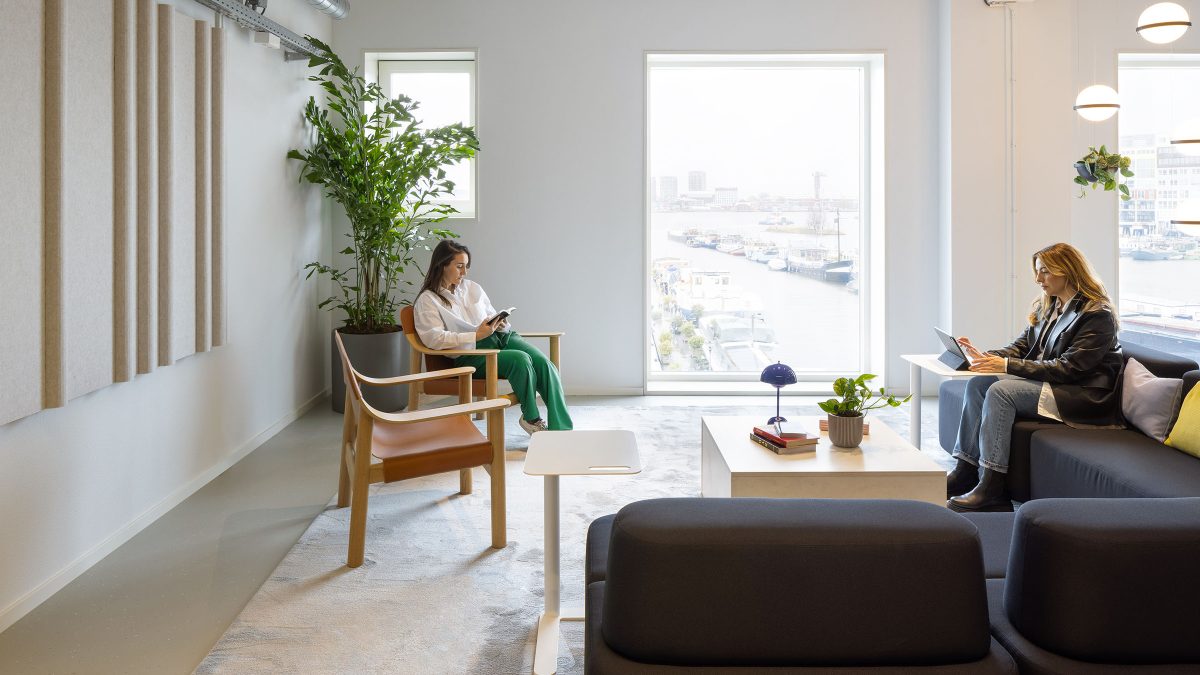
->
<box><xmin>373</xmin><ymin>53</ymin><xmax>477</xmax><ymax>219</ymax></box>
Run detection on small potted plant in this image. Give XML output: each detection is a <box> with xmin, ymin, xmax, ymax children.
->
<box><xmin>818</xmin><ymin>374</ymin><xmax>911</xmax><ymax>448</ymax></box>
<box><xmin>1073</xmin><ymin>145</ymin><xmax>1133</xmax><ymax>201</ymax></box>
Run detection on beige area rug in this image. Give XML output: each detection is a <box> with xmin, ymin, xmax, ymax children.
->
<box><xmin>195</xmin><ymin>403</ymin><xmax>948</xmax><ymax>674</ymax></box>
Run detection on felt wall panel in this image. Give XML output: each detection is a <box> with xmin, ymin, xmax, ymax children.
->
<box><xmin>136</xmin><ymin>0</ymin><xmax>157</xmax><ymax>374</ymax></box>
<box><xmin>64</xmin><ymin>0</ymin><xmax>115</xmax><ymax>401</ymax></box>
<box><xmin>194</xmin><ymin>22</ymin><xmax>211</xmax><ymax>354</ymax></box>
<box><xmin>42</xmin><ymin>0</ymin><xmax>66</xmax><ymax>409</ymax></box>
<box><xmin>211</xmin><ymin>26</ymin><xmax>226</xmax><ymax>348</ymax></box>
<box><xmin>0</xmin><ymin>0</ymin><xmax>46</xmax><ymax>425</ymax></box>
<box><xmin>113</xmin><ymin>0</ymin><xmax>136</xmax><ymax>383</ymax></box>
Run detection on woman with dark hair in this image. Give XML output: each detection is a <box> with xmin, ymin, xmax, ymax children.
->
<box><xmin>946</xmin><ymin>242</ymin><xmax>1123</xmax><ymax>512</ymax></box>
<box><xmin>412</xmin><ymin>239</ymin><xmax>572</xmax><ymax>434</ymax></box>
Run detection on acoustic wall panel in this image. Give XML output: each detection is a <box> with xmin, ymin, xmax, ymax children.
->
<box><xmin>136</xmin><ymin>0</ymin><xmax>157</xmax><ymax>374</ymax></box>
<box><xmin>211</xmin><ymin>26</ymin><xmax>226</xmax><ymax>348</ymax></box>
<box><xmin>64</xmin><ymin>0</ymin><xmax>116</xmax><ymax>401</ymax></box>
<box><xmin>194</xmin><ymin>22</ymin><xmax>211</xmax><ymax>354</ymax></box>
<box><xmin>113</xmin><ymin>0</ymin><xmax>136</xmax><ymax>383</ymax></box>
<box><xmin>42</xmin><ymin>0</ymin><xmax>66</xmax><ymax>409</ymax></box>
<box><xmin>0</xmin><ymin>0</ymin><xmax>46</xmax><ymax>425</ymax></box>
<box><xmin>162</xmin><ymin>8</ymin><xmax>197</xmax><ymax>364</ymax></box>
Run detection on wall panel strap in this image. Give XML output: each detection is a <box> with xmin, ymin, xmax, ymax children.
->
<box><xmin>156</xmin><ymin>4</ymin><xmax>173</xmax><ymax>366</ymax></box>
<box><xmin>42</xmin><ymin>0</ymin><xmax>65</xmax><ymax>408</ymax></box>
<box><xmin>113</xmin><ymin>0</ymin><xmax>135</xmax><ymax>382</ymax></box>
<box><xmin>211</xmin><ymin>26</ymin><xmax>226</xmax><ymax>347</ymax></box>
<box><xmin>135</xmin><ymin>0</ymin><xmax>157</xmax><ymax>374</ymax></box>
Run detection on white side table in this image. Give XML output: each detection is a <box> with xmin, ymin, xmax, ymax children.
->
<box><xmin>523</xmin><ymin>430</ymin><xmax>642</xmax><ymax>675</ymax></box>
<box><xmin>900</xmin><ymin>354</ymin><xmax>977</xmax><ymax>448</ymax></box>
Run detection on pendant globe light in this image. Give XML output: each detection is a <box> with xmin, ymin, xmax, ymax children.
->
<box><xmin>1173</xmin><ymin>198</ymin><xmax>1200</xmax><ymax>237</ymax></box>
<box><xmin>1075</xmin><ymin>85</ymin><xmax>1121</xmax><ymax>121</ymax></box>
<box><xmin>1136</xmin><ymin>2</ymin><xmax>1192</xmax><ymax>44</ymax></box>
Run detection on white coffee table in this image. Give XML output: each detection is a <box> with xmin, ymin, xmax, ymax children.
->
<box><xmin>524</xmin><ymin>430</ymin><xmax>642</xmax><ymax>675</ymax></box>
<box><xmin>700</xmin><ymin>416</ymin><xmax>944</xmax><ymax>504</ymax></box>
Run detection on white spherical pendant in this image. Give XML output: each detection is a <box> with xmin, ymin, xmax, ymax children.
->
<box><xmin>1137</xmin><ymin>2</ymin><xmax>1192</xmax><ymax>44</ymax></box>
<box><xmin>1171</xmin><ymin>118</ymin><xmax>1200</xmax><ymax>157</ymax></box>
<box><xmin>1074</xmin><ymin>85</ymin><xmax>1120</xmax><ymax>122</ymax></box>
<box><xmin>1173</xmin><ymin>198</ymin><xmax>1200</xmax><ymax>237</ymax></box>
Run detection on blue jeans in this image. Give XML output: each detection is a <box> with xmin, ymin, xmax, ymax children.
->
<box><xmin>952</xmin><ymin>377</ymin><xmax>1047</xmax><ymax>473</ymax></box>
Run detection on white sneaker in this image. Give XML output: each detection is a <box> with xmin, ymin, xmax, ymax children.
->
<box><xmin>519</xmin><ymin>417</ymin><xmax>548</xmax><ymax>436</ymax></box>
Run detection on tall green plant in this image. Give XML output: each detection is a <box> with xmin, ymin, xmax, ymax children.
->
<box><xmin>288</xmin><ymin>37</ymin><xmax>479</xmax><ymax>333</ymax></box>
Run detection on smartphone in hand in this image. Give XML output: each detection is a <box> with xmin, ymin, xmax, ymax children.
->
<box><xmin>488</xmin><ymin>307</ymin><xmax>516</xmax><ymax>325</ymax></box>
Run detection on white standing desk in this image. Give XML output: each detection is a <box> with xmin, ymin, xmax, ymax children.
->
<box><xmin>900</xmin><ymin>354</ymin><xmax>977</xmax><ymax>448</ymax></box>
<box><xmin>523</xmin><ymin>429</ymin><xmax>642</xmax><ymax>675</ymax></box>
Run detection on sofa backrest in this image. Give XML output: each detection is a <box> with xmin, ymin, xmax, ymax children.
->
<box><xmin>1121</xmin><ymin>341</ymin><xmax>1198</xmax><ymax>379</ymax></box>
<box><xmin>601</xmin><ymin>498</ymin><xmax>992</xmax><ymax>667</ymax></box>
<box><xmin>1005</xmin><ymin>497</ymin><xmax>1200</xmax><ymax>663</ymax></box>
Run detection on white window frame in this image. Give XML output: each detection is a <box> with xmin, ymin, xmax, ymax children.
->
<box><xmin>367</xmin><ymin>50</ymin><xmax>478</xmax><ymax>219</ymax></box>
<box><xmin>643</xmin><ymin>52</ymin><xmax>885</xmax><ymax>390</ymax></box>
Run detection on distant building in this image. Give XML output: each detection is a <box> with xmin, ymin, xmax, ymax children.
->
<box><xmin>688</xmin><ymin>170</ymin><xmax>707</xmax><ymax>192</ymax></box>
<box><xmin>714</xmin><ymin>187</ymin><xmax>738</xmax><ymax>207</ymax></box>
<box><xmin>658</xmin><ymin>176</ymin><xmax>679</xmax><ymax>203</ymax></box>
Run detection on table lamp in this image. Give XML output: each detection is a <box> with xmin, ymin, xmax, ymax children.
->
<box><xmin>760</xmin><ymin>362</ymin><xmax>797</xmax><ymax>426</ymax></box>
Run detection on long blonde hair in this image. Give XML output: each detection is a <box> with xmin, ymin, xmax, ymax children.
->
<box><xmin>1027</xmin><ymin>242</ymin><xmax>1116</xmax><ymax>326</ymax></box>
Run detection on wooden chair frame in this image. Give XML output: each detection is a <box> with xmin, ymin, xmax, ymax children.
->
<box><xmin>335</xmin><ymin>332</ymin><xmax>509</xmax><ymax>568</ymax></box>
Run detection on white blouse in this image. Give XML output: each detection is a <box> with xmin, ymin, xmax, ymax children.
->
<box><xmin>412</xmin><ymin>279</ymin><xmax>507</xmax><ymax>350</ymax></box>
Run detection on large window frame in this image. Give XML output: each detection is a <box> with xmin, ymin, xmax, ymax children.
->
<box><xmin>368</xmin><ymin>51</ymin><xmax>478</xmax><ymax>219</ymax></box>
<box><xmin>643</xmin><ymin>53</ymin><xmax>885</xmax><ymax>389</ymax></box>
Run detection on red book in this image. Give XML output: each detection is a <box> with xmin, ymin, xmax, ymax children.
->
<box><xmin>753</xmin><ymin>425</ymin><xmax>817</xmax><ymax>448</ymax></box>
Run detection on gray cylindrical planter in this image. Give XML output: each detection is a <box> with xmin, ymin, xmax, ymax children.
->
<box><xmin>331</xmin><ymin>328</ymin><xmax>411</xmax><ymax>414</ymax></box>
<box><xmin>827</xmin><ymin>413</ymin><xmax>864</xmax><ymax>448</ymax></box>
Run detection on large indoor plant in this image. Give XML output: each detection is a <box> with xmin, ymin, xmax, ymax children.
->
<box><xmin>818</xmin><ymin>374</ymin><xmax>911</xmax><ymax>448</ymax></box>
<box><xmin>1074</xmin><ymin>145</ymin><xmax>1133</xmax><ymax>201</ymax></box>
<box><xmin>288</xmin><ymin>37</ymin><xmax>479</xmax><ymax>412</ymax></box>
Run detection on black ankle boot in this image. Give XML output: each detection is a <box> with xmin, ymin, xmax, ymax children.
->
<box><xmin>947</xmin><ymin>468</ymin><xmax>1013</xmax><ymax>512</ymax></box>
<box><xmin>946</xmin><ymin>458</ymin><xmax>979</xmax><ymax>499</ymax></box>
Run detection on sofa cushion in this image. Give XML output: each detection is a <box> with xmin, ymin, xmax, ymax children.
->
<box><xmin>586</xmin><ymin>579</ymin><xmax>1017</xmax><ymax>674</ymax></box>
<box><xmin>601</xmin><ymin>498</ymin><xmax>991</xmax><ymax>667</ymax></box>
<box><xmin>1029</xmin><ymin>428</ymin><xmax>1200</xmax><ymax>499</ymax></box>
<box><xmin>586</xmin><ymin>514</ymin><xmax>614</xmax><ymax>585</ymax></box>
<box><xmin>1003</xmin><ymin>498</ymin><xmax>1200</xmax><ymax>664</ymax></box>
<box><xmin>960</xmin><ymin>512</ymin><xmax>1015</xmax><ymax>579</ymax></box>
<box><xmin>1121</xmin><ymin>341</ymin><xmax>1199</xmax><ymax>379</ymax></box>
<box><xmin>1166</xmin><ymin>384</ymin><xmax>1200</xmax><ymax>459</ymax></box>
<box><xmin>1122</xmin><ymin>357</ymin><xmax>1183</xmax><ymax>442</ymax></box>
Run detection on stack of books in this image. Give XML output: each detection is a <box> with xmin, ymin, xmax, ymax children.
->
<box><xmin>750</xmin><ymin>422</ymin><xmax>818</xmax><ymax>455</ymax></box>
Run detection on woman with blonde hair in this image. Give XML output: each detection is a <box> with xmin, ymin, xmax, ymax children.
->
<box><xmin>946</xmin><ymin>242</ymin><xmax>1123</xmax><ymax>511</ymax></box>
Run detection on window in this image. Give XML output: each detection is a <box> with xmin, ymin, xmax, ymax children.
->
<box><xmin>1117</xmin><ymin>55</ymin><xmax>1200</xmax><ymax>364</ymax></box>
<box><xmin>646</xmin><ymin>54</ymin><xmax>880</xmax><ymax>383</ymax></box>
<box><xmin>372</xmin><ymin>52</ymin><xmax>477</xmax><ymax>218</ymax></box>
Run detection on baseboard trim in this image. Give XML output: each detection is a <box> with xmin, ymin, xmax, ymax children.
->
<box><xmin>0</xmin><ymin>389</ymin><xmax>329</xmax><ymax>634</ymax></box>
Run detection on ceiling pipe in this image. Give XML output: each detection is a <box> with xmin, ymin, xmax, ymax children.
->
<box><xmin>306</xmin><ymin>0</ymin><xmax>349</xmax><ymax>20</ymax></box>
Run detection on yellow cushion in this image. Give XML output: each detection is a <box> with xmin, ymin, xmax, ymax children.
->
<box><xmin>1165</xmin><ymin>385</ymin><xmax>1200</xmax><ymax>458</ymax></box>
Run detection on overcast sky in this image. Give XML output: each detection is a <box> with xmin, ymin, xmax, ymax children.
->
<box><xmin>648</xmin><ymin>66</ymin><xmax>863</xmax><ymax>200</ymax></box>
<box><xmin>1118</xmin><ymin>66</ymin><xmax>1200</xmax><ymax>139</ymax></box>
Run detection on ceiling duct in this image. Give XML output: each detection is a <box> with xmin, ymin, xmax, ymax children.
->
<box><xmin>306</xmin><ymin>0</ymin><xmax>349</xmax><ymax>20</ymax></box>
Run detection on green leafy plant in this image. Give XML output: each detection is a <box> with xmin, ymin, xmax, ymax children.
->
<box><xmin>288</xmin><ymin>37</ymin><xmax>479</xmax><ymax>333</ymax></box>
<box><xmin>1073</xmin><ymin>145</ymin><xmax>1133</xmax><ymax>202</ymax></box>
<box><xmin>818</xmin><ymin>374</ymin><xmax>911</xmax><ymax>417</ymax></box>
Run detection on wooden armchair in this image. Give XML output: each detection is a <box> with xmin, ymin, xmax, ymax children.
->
<box><xmin>334</xmin><ymin>331</ymin><xmax>509</xmax><ymax>568</ymax></box>
<box><xmin>400</xmin><ymin>305</ymin><xmax>564</xmax><ymax>412</ymax></box>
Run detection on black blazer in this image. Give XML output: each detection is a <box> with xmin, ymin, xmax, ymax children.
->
<box><xmin>987</xmin><ymin>294</ymin><xmax>1123</xmax><ymax>427</ymax></box>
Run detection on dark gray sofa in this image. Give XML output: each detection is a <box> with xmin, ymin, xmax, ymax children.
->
<box><xmin>584</xmin><ymin>498</ymin><xmax>1017</xmax><ymax>673</ymax></box>
<box><xmin>938</xmin><ymin>342</ymin><xmax>1200</xmax><ymax>501</ymax></box>
<box><xmin>967</xmin><ymin>498</ymin><xmax>1200</xmax><ymax>674</ymax></box>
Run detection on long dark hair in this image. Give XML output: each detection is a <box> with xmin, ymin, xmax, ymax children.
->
<box><xmin>418</xmin><ymin>240</ymin><xmax>471</xmax><ymax>307</ymax></box>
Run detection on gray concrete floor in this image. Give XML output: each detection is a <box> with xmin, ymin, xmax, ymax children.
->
<box><xmin>0</xmin><ymin>394</ymin><xmax>929</xmax><ymax>674</ymax></box>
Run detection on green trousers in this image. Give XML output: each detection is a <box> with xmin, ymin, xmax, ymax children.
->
<box><xmin>454</xmin><ymin>331</ymin><xmax>573</xmax><ymax>431</ymax></box>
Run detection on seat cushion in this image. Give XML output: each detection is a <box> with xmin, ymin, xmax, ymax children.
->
<box><xmin>1004</xmin><ymin>498</ymin><xmax>1200</xmax><ymax>664</ymax></box>
<box><xmin>586</xmin><ymin>514</ymin><xmax>614</xmax><ymax>585</ymax></box>
<box><xmin>601</xmin><ymin>498</ymin><xmax>992</xmax><ymax>667</ymax></box>
<box><xmin>371</xmin><ymin>414</ymin><xmax>492</xmax><ymax>482</ymax></box>
<box><xmin>1029</xmin><ymin>428</ymin><xmax>1200</xmax><ymax>499</ymax></box>
<box><xmin>960</xmin><ymin>512</ymin><xmax>1015</xmax><ymax>579</ymax></box>
<box><xmin>587</xmin><ymin>580</ymin><xmax>1016</xmax><ymax>674</ymax></box>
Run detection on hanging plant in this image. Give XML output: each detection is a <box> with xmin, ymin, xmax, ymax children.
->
<box><xmin>1073</xmin><ymin>145</ymin><xmax>1133</xmax><ymax>201</ymax></box>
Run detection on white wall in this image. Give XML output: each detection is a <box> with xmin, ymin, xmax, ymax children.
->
<box><xmin>0</xmin><ymin>0</ymin><xmax>332</xmax><ymax>631</ymax></box>
<box><xmin>335</xmin><ymin>0</ymin><xmax>944</xmax><ymax>395</ymax></box>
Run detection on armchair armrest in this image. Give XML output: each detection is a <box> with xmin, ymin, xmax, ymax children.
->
<box><xmin>369</xmin><ymin>397</ymin><xmax>510</xmax><ymax>424</ymax></box>
<box><xmin>519</xmin><ymin>331</ymin><xmax>565</xmax><ymax>338</ymax></box>
<box><xmin>356</xmin><ymin>366</ymin><xmax>476</xmax><ymax>387</ymax></box>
